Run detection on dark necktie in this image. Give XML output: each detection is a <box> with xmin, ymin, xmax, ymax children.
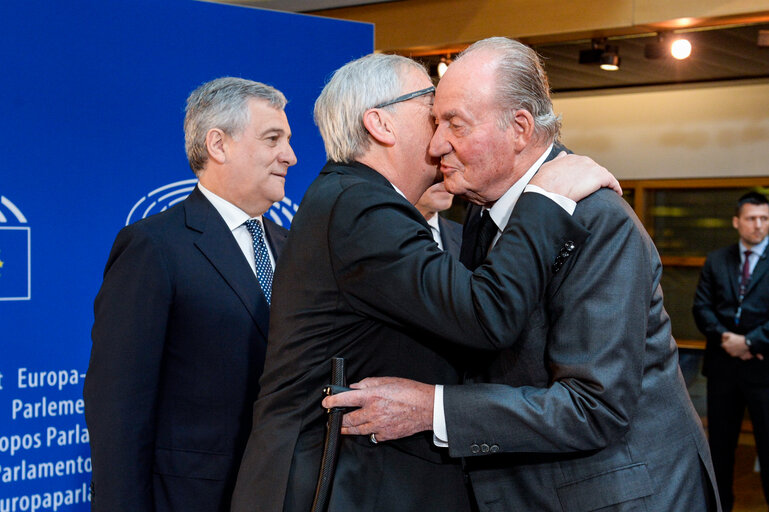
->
<box><xmin>244</xmin><ymin>219</ymin><xmax>273</xmax><ymax>305</ymax></box>
<box><xmin>740</xmin><ymin>249</ymin><xmax>753</xmax><ymax>292</ymax></box>
<box><xmin>467</xmin><ymin>211</ymin><xmax>498</xmax><ymax>271</ymax></box>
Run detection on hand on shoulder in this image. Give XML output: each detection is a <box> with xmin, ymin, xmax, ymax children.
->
<box><xmin>530</xmin><ymin>152</ymin><xmax>621</xmax><ymax>202</ymax></box>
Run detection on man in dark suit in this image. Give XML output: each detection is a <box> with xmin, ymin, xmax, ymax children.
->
<box><xmin>415</xmin><ymin>181</ymin><xmax>462</xmax><ymax>257</ymax></box>
<box><xmin>694</xmin><ymin>191</ymin><xmax>769</xmax><ymax>511</ymax></box>
<box><xmin>84</xmin><ymin>77</ymin><xmax>296</xmax><ymax>512</ymax></box>
<box><xmin>326</xmin><ymin>38</ymin><xmax>720</xmax><ymax>511</ymax></box>
<box><xmin>231</xmin><ymin>53</ymin><xmax>617</xmax><ymax>512</ymax></box>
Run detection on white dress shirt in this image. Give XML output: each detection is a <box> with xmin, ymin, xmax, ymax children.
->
<box><xmin>426</xmin><ymin>215</ymin><xmax>444</xmax><ymax>250</ymax></box>
<box><xmin>198</xmin><ymin>183</ymin><xmax>276</xmax><ymax>274</ymax></box>
<box><xmin>740</xmin><ymin>236</ymin><xmax>768</xmax><ymax>276</ymax></box>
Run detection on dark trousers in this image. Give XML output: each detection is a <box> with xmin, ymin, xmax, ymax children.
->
<box><xmin>707</xmin><ymin>375</ymin><xmax>769</xmax><ymax>511</ymax></box>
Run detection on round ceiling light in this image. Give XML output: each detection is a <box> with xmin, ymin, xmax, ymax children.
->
<box><xmin>671</xmin><ymin>39</ymin><xmax>692</xmax><ymax>60</ymax></box>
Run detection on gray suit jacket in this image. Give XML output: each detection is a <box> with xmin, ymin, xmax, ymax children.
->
<box><xmin>444</xmin><ymin>152</ymin><xmax>720</xmax><ymax>511</ymax></box>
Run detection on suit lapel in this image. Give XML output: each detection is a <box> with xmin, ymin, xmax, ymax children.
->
<box><xmin>185</xmin><ymin>187</ymin><xmax>270</xmax><ymax>339</ymax></box>
<box><xmin>725</xmin><ymin>244</ymin><xmax>742</xmax><ymax>301</ymax></box>
<box><xmin>539</xmin><ymin>144</ymin><xmax>579</xmax><ymax>297</ymax></box>
<box><xmin>747</xmin><ymin>244</ymin><xmax>769</xmax><ymax>295</ymax></box>
<box><xmin>263</xmin><ymin>219</ymin><xmax>288</xmax><ymax>259</ymax></box>
<box><xmin>439</xmin><ymin>217</ymin><xmax>461</xmax><ymax>258</ymax></box>
<box><xmin>460</xmin><ymin>204</ymin><xmax>482</xmax><ymax>268</ymax></box>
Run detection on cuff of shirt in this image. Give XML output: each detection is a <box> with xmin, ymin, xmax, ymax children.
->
<box><xmin>524</xmin><ymin>184</ymin><xmax>576</xmax><ymax>215</ymax></box>
<box><xmin>433</xmin><ymin>384</ymin><xmax>449</xmax><ymax>447</ymax></box>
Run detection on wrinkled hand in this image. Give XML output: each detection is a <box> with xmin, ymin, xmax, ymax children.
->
<box><xmin>721</xmin><ymin>332</ymin><xmax>760</xmax><ymax>360</ymax></box>
<box><xmin>529</xmin><ymin>152</ymin><xmax>621</xmax><ymax>201</ymax></box>
<box><xmin>321</xmin><ymin>377</ymin><xmax>435</xmax><ymax>442</ymax></box>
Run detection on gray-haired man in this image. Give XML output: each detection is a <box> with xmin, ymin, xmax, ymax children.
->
<box><xmin>84</xmin><ymin>77</ymin><xmax>295</xmax><ymax>512</ymax></box>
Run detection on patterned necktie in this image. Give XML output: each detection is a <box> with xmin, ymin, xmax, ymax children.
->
<box><xmin>244</xmin><ymin>219</ymin><xmax>273</xmax><ymax>305</ymax></box>
<box><xmin>468</xmin><ymin>211</ymin><xmax>498</xmax><ymax>271</ymax></box>
<box><xmin>741</xmin><ymin>249</ymin><xmax>753</xmax><ymax>291</ymax></box>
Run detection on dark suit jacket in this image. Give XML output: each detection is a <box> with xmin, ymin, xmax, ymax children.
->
<box><xmin>444</xmin><ymin>147</ymin><xmax>719</xmax><ymax>512</ymax></box>
<box><xmin>439</xmin><ymin>216</ymin><xmax>462</xmax><ymax>258</ymax></box>
<box><xmin>694</xmin><ymin>242</ymin><xmax>769</xmax><ymax>383</ymax></box>
<box><xmin>230</xmin><ymin>160</ymin><xmax>588</xmax><ymax>512</ymax></box>
<box><xmin>84</xmin><ymin>186</ymin><xmax>286</xmax><ymax>512</ymax></box>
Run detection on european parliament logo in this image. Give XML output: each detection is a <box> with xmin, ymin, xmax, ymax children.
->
<box><xmin>265</xmin><ymin>195</ymin><xmax>299</xmax><ymax>228</ymax></box>
<box><xmin>0</xmin><ymin>195</ymin><xmax>31</xmax><ymax>301</ymax></box>
<box><xmin>126</xmin><ymin>179</ymin><xmax>299</xmax><ymax>227</ymax></box>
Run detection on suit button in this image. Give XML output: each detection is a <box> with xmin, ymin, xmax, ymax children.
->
<box><xmin>490</xmin><ymin>444</ymin><xmax>499</xmax><ymax>453</ymax></box>
<box><xmin>481</xmin><ymin>443</ymin><xmax>490</xmax><ymax>453</ymax></box>
<box><xmin>470</xmin><ymin>443</ymin><xmax>480</xmax><ymax>454</ymax></box>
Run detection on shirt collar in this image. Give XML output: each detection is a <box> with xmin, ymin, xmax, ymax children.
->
<box><xmin>486</xmin><ymin>143</ymin><xmax>554</xmax><ymax>231</ymax></box>
<box><xmin>741</xmin><ymin>236</ymin><xmax>769</xmax><ymax>257</ymax></box>
<box><xmin>426</xmin><ymin>214</ymin><xmax>440</xmax><ymax>231</ymax></box>
<box><xmin>390</xmin><ymin>182</ymin><xmax>408</xmax><ymax>200</ymax></box>
<box><xmin>197</xmin><ymin>182</ymin><xmax>262</xmax><ymax>231</ymax></box>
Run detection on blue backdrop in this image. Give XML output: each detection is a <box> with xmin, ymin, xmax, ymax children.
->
<box><xmin>0</xmin><ymin>1</ymin><xmax>372</xmax><ymax>508</ymax></box>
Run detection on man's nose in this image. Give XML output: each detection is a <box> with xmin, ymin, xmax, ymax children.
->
<box><xmin>282</xmin><ymin>143</ymin><xmax>297</xmax><ymax>167</ymax></box>
<box><xmin>429</xmin><ymin>124</ymin><xmax>450</xmax><ymax>158</ymax></box>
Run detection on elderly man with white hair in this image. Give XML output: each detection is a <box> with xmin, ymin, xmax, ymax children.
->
<box><xmin>326</xmin><ymin>38</ymin><xmax>720</xmax><ymax>512</ymax></box>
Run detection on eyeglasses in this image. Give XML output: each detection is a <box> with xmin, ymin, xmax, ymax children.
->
<box><xmin>373</xmin><ymin>86</ymin><xmax>435</xmax><ymax>109</ymax></box>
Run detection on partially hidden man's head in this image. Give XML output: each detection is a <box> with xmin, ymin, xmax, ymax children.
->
<box><xmin>415</xmin><ymin>181</ymin><xmax>455</xmax><ymax>220</ymax></box>
<box><xmin>314</xmin><ymin>53</ymin><xmax>437</xmax><ymax>182</ymax></box>
<box><xmin>184</xmin><ymin>77</ymin><xmax>296</xmax><ymax>217</ymax></box>
<box><xmin>430</xmin><ymin>37</ymin><xmax>560</xmax><ymax>206</ymax></box>
<box><xmin>734</xmin><ymin>191</ymin><xmax>769</xmax><ymax>247</ymax></box>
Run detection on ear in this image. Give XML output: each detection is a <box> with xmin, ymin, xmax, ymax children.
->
<box><xmin>510</xmin><ymin>109</ymin><xmax>535</xmax><ymax>151</ymax></box>
<box><xmin>205</xmin><ymin>128</ymin><xmax>227</xmax><ymax>165</ymax></box>
<box><xmin>733</xmin><ymin>216</ymin><xmax>740</xmax><ymax>230</ymax></box>
<box><xmin>362</xmin><ymin>108</ymin><xmax>397</xmax><ymax>147</ymax></box>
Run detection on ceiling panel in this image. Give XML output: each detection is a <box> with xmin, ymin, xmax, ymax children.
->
<box><xmin>419</xmin><ymin>23</ymin><xmax>769</xmax><ymax>92</ymax></box>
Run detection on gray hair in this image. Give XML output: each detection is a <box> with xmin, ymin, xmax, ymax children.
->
<box><xmin>184</xmin><ymin>77</ymin><xmax>287</xmax><ymax>175</ymax></box>
<box><xmin>457</xmin><ymin>37</ymin><xmax>561</xmax><ymax>144</ymax></box>
<box><xmin>314</xmin><ymin>53</ymin><xmax>428</xmax><ymax>163</ymax></box>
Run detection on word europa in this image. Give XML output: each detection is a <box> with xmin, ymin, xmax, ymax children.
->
<box><xmin>0</xmin><ymin>425</ymin><xmax>89</xmax><ymax>456</ymax></box>
<box><xmin>17</xmin><ymin>369</ymin><xmax>83</xmax><ymax>391</ymax></box>
<box><xmin>0</xmin><ymin>482</ymin><xmax>90</xmax><ymax>512</ymax></box>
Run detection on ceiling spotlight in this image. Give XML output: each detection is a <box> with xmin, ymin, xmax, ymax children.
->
<box><xmin>579</xmin><ymin>38</ymin><xmax>605</xmax><ymax>64</ymax></box>
<box><xmin>671</xmin><ymin>38</ymin><xmax>692</xmax><ymax>60</ymax></box>
<box><xmin>579</xmin><ymin>39</ymin><xmax>621</xmax><ymax>71</ymax></box>
<box><xmin>600</xmin><ymin>45</ymin><xmax>620</xmax><ymax>71</ymax></box>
